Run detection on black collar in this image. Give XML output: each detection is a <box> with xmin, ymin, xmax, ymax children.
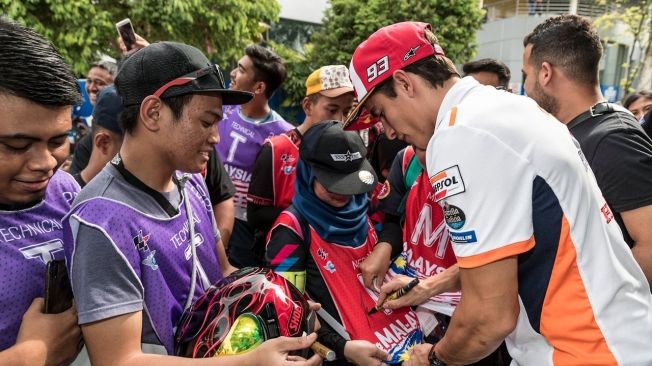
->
<box><xmin>110</xmin><ymin>154</ymin><xmax>181</xmax><ymax>216</ymax></box>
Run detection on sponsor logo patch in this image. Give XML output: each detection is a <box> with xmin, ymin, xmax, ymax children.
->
<box><xmin>403</xmin><ymin>46</ymin><xmax>420</xmax><ymax>61</ymax></box>
<box><xmin>331</xmin><ymin>150</ymin><xmax>363</xmax><ymax>162</ymax></box>
<box><xmin>324</xmin><ymin>260</ymin><xmax>336</xmax><ymax>273</ymax></box>
<box><xmin>282</xmin><ymin>165</ymin><xmax>294</xmax><ymax>175</ymax></box>
<box><xmin>377</xmin><ymin>180</ymin><xmax>391</xmax><ymax>199</ymax></box>
<box><xmin>142</xmin><ymin>250</ymin><xmax>159</xmax><ymax>270</ymax></box>
<box><xmin>280</xmin><ymin>153</ymin><xmax>295</xmax><ymax>163</ymax></box>
<box><xmin>429</xmin><ymin>165</ymin><xmax>465</xmax><ymax>202</ymax></box>
<box><xmin>359</xmin><ymin>170</ymin><xmax>375</xmax><ymax>185</ymax></box>
<box><xmin>450</xmin><ymin>230</ymin><xmax>477</xmax><ymax>244</ymax></box>
<box><xmin>443</xmin><ymin>202</ymin><xmax>466</xmax><ymax>230</ymax></box>
<box><xmin>600</xmin><ymin>203</ymin><xmax>613</xmax><ymax>224</ymax></box>
<box><xmin>288</xmin><ymin>306</ymin><xmax>303</xmax><ymax>334</ymax></box>
<box><xmin>133</xmin><ymin>230</ymin><xmax>151</xmax><ymax>252</ymax></box>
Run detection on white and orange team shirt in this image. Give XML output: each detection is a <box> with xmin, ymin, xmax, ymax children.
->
<box><xmin>426</xmin><ymin>77</ymin><xmax>652</xmax><ymax>365</ymax></box>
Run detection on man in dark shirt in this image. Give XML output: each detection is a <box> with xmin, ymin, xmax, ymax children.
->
<box><xmin>72</xmin><ymin>86</ymin><xmax>124</xmax><ymax>188</ymax></box>
<box><xmin>523</xmin><ymin>14</ymin><xmax>652</xmax><ymax>283</ymax></box>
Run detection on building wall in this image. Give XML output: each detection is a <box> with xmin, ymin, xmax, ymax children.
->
<box><xmin>278</xmin><ymin>0</ymin><xmax>329</xmax><ymax>24</ymax></box>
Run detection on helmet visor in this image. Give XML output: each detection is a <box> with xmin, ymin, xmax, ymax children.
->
<box><xmin>214</xmin><ymin>313</ymin><xmax>265</xmax><ymax>356</ymax></box>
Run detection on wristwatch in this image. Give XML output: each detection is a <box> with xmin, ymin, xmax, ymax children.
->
<box><xmin>428</xmin><ymin>345</ymin><xmax>447</xmax><ymax>366</ymax></box>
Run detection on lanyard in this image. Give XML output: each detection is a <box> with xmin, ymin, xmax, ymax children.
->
<box><xmin>110</xmin><ymin>154</ymin><xmax>210</xmax><ymax>308</ymax></box>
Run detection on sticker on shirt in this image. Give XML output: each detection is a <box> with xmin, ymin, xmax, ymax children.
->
<box><xmin>600</xmin><ymin>202</ymin><xmax>613</xmax><ymax>224</ymax></box>
<box><xmin>317</xmin><ymin>248</ymin><xmax>329</xmax><ymax>260</ymax></box>
<box><xmin>133</xmin><ymin>230</ymin><xmax>151</xmax><ymax>251</ymax></box>
<box><xmin>443</xmin><ymin>202</ymin><xmax>465</xmax><ymax>230</ymax></box>
<box><xmin>142</xmin><ymin>250</ymin><xmax>159</xmax><ymax>271</ymax></box>
<box><xmin>281</xmin><ymin>153</ymin><xmax>296</xmax><ymax>164</ymax></box>
<box><xmin>282</xmin><ymin>165</ymin><xmax>295</xmax><ymax>175</ymax></box>
<box><xmin>450</xmin><ymin>230</ymin><xmax>477</xmax><ymax>244</ymax></box>
<box><xmin>377</xmin><ymin>181</ymin><xmax>391</xmax><ymax>200</ymax></box>
<box><xmin>324</xmin><ymin>260</ymin><xmax>336</xmax><ymax>273</ymax></box>
<box><xmin>430</xmin><ymin>165</ymin><xmax>465</xmax><ymax>202</ymax></box>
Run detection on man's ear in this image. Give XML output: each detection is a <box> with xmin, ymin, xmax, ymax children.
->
<box><xmin>302</xmin><ymin>96</ymin><xmax>313</xmax><ymax>116</ymax></box>
<box><xmin>539</xmin><ymin>61</ymin><xmax>554</xmax><ymax>87</ymax></box>
<box><xmin>139</xmin><ymin>95</ymin><xmax>163</xmax><ymax>132</ymax></box>
<box><xmin>392</xmin><ymin>70</ymin><xmax>415</xmax><ymax>97</ymax></box>
<box><xmin>93</xmin><ymin>131</ymin><xmax>111</xmax><ymax>155</ymax></box>
<box><xmin>254</xmin><ymin>81</ymin><xmax>267</xmax><ymax>97</ymax></box>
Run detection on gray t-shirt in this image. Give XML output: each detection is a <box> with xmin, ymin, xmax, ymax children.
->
<box><xmin>70</xmin><ymin>164</ymin><xmax>220</xmax><ymax>353</ymax></box>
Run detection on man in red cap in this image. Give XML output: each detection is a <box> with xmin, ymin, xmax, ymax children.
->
<box><xmin>347</xmin><ymin>21</ymin><xmax>652</xmax><ymax>365</ymax></box>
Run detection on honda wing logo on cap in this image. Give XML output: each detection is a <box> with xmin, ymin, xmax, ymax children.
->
<box><xmin>331</xmin><ymin>150</ymin><xmax>363</xmax><ymax>162</ymax></box>
<box><xmin>430</xmin><ymin>165</ymin><xmax>465</xmax><ymax>202</ymax></box>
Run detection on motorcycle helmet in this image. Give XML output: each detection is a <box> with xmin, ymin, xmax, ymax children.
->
<box><xmin>175</xmin><ymin>267</ymin><xmax>315</xmax><ymax>358</ymax></box>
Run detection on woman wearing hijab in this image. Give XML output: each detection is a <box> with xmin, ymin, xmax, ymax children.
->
<box><xmin>266</xmin><ymin>121</ymin><xmax>422</xmax><ymax>366</ymax></box>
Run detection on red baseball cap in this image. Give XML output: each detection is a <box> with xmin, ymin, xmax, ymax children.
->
<box><xmin>344</xmin><ymin>22</ymin><xmax>445</xmax><ymax>128</ymax></box>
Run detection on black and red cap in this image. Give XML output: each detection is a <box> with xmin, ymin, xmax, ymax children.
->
<box><xmin>115</xmin><ymin>42</ymin><xmax>253</xmax><ymax>107</ymax></box>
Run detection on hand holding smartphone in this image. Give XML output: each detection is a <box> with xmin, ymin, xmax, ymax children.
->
<box><xmin>44</xmin><ymin>260</ymin><xmax>73</xmax><ymax>314</ymax></box>
<box><xmin>115</xmin><ymin>18</ymin><xmax>137</xmax><ymax>52</ymax></box>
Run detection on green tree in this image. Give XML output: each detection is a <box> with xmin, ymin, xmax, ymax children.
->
<box><xmin>0</xmin><ymin>0</ymin><xmax>280</xmax><ymax>76</ymax></box>
<box><xmin>310</xmin><ymin>0</ymin><xmax>485</xmax><ymax>69</ymax></box>
<box><xmin>274</xmin><ymin>0</ymin><xmax>484</xmax><ymax>108</ymax></box>
<box><xmin>594</xmin><ymin>0</ymin><xmax>652</xmax><ymax>93</ymax></box>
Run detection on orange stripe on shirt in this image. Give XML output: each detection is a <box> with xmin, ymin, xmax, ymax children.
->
<box><xmin>541</xmin><ymin>216</ymin><xmax>617</xmax><ymax>365</ymax></box>
<box><xmin>430</xmin><ymin>171</ymin><xmax>447</xmax><ymax>184</ymax></box>
<box><xmin>448</xmin><ymin>106</ymin><xmax>458</xmax><ymax>127</ymax></box>
<box><xmin>456</xmin><ymin>237</ymin><xmax>535</xmax><ymax>268</ymax></box>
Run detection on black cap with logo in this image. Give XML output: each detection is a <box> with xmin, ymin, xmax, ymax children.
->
<box><xmin>92</xmin><ymin>86</ymin><xmax>123</xmax><ymax>135</ymax></box>
<box><xmin>300</xmin><ymin>121</ymin><xmax>378</xmax><ymax>195</ymax></box>
<box><xmin>115</xmin><ymin>41</ymin><xmax>253</xmax><ymax>107</ymax></box>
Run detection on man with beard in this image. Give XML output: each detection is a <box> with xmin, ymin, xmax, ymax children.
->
<box><xmin>523</xmin><ymin>14</ymin><xmax>652</xmax><ymax>284</ymax></box>
<box><xmin>346</xmin><ymin>21</ymin><xmax>652</xmax><ymax>365</ymax></box>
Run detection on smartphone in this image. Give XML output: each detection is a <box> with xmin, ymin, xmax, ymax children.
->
<box><xmin>44</xmin><ymin>260</ymin><xmax>73</xmax><ymax>314</ymax></box>
<box><xmin>115</xmin><ymin>18</ymin><xmax>136</xmax><ymax>51</ymax></box>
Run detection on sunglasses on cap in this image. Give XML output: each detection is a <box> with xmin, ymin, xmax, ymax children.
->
<box><xmin>153</xmin><ymin>64</ymin><xmax>225</xmax><ymax>98</ymax></box>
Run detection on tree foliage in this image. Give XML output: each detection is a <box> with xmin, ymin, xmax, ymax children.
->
<box><xmin>594</xmin><ymin>0</ymin><xmax>652</xmax><ymax>93</ymax></box>
<box><xmin>274</xmin><ymin>0</ymin><xmax>484</xmax><ymax>107</ymax></box>
<box><xmin>309</xmin><ymin>0</ymin><xmax>485</xmax><ymax>69</ymax></box>
<box><xmin>0</xmin><ymin>0</ymin><xmax>280</xmax><ymax>76</ymax></box>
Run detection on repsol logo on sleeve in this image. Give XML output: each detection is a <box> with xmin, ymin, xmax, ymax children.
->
<box><xmin>429</xmin><ymin>165</ymin><xmax>465</xmax><ymax>202</ymax></box>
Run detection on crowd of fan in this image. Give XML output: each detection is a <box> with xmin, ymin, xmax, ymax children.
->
<box><xmin>1</xmin><ymin>12</ymin><xmax>652</xmax><ymax>366</ymax></box>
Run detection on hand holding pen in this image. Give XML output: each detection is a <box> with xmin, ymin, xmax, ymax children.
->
<box><xmin>369</xmin><ymin>278</ymin><xmax>420</xmax><ymax>314</ymax></box>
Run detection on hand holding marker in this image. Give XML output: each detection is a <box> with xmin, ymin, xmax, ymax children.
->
<box><xmin>368</xmin><ymin>278</ymin><xmax>420</xmax><ymax>315</ymax></box>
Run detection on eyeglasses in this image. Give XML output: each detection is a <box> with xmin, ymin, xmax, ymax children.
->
<box><xmin>153</xmin><ymin>64</ymin><xmax>225</xmax><ymax>98</ymax></box>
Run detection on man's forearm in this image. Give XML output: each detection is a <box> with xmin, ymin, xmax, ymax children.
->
<box><xmin>425</xmin><ymin>264</ymin><xmax>460</xmax><ymax>296</ymax></box>
<box><xmin>433</xmin><ymin>259</ymin><xmax>519</xmax><ymax>365</ymax></box>
<box><xmin>433</xmin><ymin>306</ymin><xmax>507</xmax><ymax>365</ymax></box>
<box><xmin>632</xmin><ymin>240</ymin><xmax>652</xmax><ymax>285</ymax></box>
<box><xmin>213</xmin><ymin>198</ymin><xmax>235</xmax><ymax>249</ymax></box>
<box><xmin>0</xmin><ymin>343</ymin><xmax>40</xmax><ymax>366</ymax></box>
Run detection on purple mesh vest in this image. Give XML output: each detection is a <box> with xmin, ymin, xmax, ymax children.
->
<box><xmin>0</xmin><ymin>170</ymin><xmax>79</xmax><ymax>350</ymax></box>
<box><xmin>63</xmin><ymin>174</ymin><xmax>222</xmax><ymax>354</ymax></box>
<box><xmin>216</xmin><ymin>105</ymin><xmax>293</xmax><ymax>220</ymax></box>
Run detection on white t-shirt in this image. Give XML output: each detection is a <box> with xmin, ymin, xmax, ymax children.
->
<box><xmin>426</xmin><ymin>76</ymin><xmax>652</xmax><ymax>365</ymax></box>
